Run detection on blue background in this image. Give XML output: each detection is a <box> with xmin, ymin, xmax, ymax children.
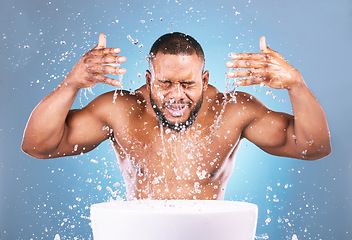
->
<box><xmin>1</xmin><ymin>0</ymin><xmax>351</xmax><ymax>239</ymax></box>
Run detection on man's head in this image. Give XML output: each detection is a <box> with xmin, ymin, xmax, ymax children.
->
<box><xmin>146</xmin><ymin>32</ymin><xmax>209</xmax><ymax>132</ymax></box>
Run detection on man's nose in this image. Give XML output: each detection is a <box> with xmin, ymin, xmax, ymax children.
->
<box><xmin>168</xmin><ymin>83</ymin><xmax>185</xmax><ymax>99</ymax></box>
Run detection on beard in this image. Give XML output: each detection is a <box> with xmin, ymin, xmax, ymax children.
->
<box><xmin>149</xmin><ymin>91</ymin><xmax>203</xmax><ymax>132</ymax></box>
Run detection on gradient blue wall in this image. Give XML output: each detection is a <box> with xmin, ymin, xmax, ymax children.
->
<box><xmin>1</xmin><ymin>0</ymin><xmax>351</xmax><ymax>239</ymax></box>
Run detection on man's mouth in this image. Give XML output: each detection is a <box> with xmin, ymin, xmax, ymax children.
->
<box><xmin>164</xmin><ymin>104</ymin><xmax>189</xmax><ymax>117</ymax></box>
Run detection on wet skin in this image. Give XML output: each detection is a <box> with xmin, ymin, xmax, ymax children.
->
<box><xmin>22</xmin><ymin>34</ymin><xmax>331</xmax><ymax>200</ymax></box>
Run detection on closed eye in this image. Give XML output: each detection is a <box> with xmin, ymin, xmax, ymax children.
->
<box><xmin>157</xmin><ymin>80</ymin><xmax>195</xmax><ymax>89</ymax></box>
<box><xmin>158</xmin><ymin>80</ymin><xmax>172</xmax><ymax>88</ymax></box>
<box><xmin>181</xmin><ymin>81</ymin><xmax>195</xmax><ymax>88</ymax></box>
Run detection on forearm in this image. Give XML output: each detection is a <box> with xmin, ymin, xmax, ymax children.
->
<box><xmin>288</xmin><ymin>82</ymin><xmax>331</xmax><ymax>159</ymax></box>
<box><xmin>22</xmin><ymin>77</ymin><xmax>80</xmax><ymax>157</ymax></box>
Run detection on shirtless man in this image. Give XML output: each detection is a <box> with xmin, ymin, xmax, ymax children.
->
<box><xmin>22</xmin><ymin>32</ymin><xmax>331</xmax><ymax>200</ymax></box>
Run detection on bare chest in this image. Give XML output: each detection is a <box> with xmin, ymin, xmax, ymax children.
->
<box><xmin>112</xmin><ymin>121</ymin><xmax>242</xmax><ymax>199</ymax></box>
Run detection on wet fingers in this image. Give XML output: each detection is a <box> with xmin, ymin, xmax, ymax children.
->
<box><xmin>87</xmin><ymin>64</ymin><xmax>126</xmax><ymax>75</ymax></box>
<box><xmin>226</xmin><ymin>60</ymin><xmax>269</xmax><ymax>69</ymax></box>
<box><xmin>100</xmin><ymin>55</ymin><xmax>126</xmax><ymax>64</ymax></box>
<box><xmin>90</xmin><ymin>48</ymin><xmax>121</xmax><ymax>55</ymax></box>
<box><xmin>229</xmin><ymin>53</ymin><xmax>271</xmax><ymax>61</ymax></box>
<box><xmin>226</xmin><ymin>69</ymin><xmax>263</xmax><ymax>78</ymax></box>
<box><xmin>90</xmin><ymin>73</ymin><xmax>123</xmax><ymax>87</ymax></box>
<box><xmin>85</xmin><ymin>55</ymin><xmax>126</xmax><ymax>64</ymax></box>
<box><xmin>235</xmin><ymin>77</ymin><xmax>263</xmax><ymax>86</ymax></box>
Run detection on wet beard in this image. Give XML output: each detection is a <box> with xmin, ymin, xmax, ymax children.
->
<box><xmin>149</xmin><ymin>92</ymin><xmax>203</xmax><ymax>133</ymax></box>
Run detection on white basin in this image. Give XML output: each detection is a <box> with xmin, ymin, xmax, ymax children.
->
<box><xmin>90</xmin><ymin>200</ymin><xmax>258</xmax><ymax>240</ymax></box>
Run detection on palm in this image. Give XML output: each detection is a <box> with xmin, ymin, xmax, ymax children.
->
<box><xmin>226</xmin><ymin>36</ymin><xmax>303</xmax><ymax>90</ymax></box>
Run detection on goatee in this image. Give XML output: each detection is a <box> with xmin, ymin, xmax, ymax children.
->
<box><xmin>149</xmin><ymin>92</ymin><xmax>203</xmax><ymax>132</ymax></box>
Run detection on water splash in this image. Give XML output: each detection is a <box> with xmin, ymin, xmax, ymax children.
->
<box><xmin>113</xmin><ymin>74</ymin><xmax>124</xmax><ymax>104</ymax></box>
<box><xmin>210</xmin><ymin>76</ymin><xmax>238</xmax><ymax>134</ymax></box>
<box><xmin>255</xmin><ymin>233</ymin><xmax>269</xmax><ymax>239</ymax></box>
<box><xmin>159</xmin><ymin>123</ymin><xmax>169</xmax><ymax>160</ymax></box>
<box><xmin>127</xmin><ymin>35</ymin><xmax>139</xmax><ymax>45</ymax></box>
<box><xmin>291</xmin><ymin>234</ymin><xmax>299</xmax><ymax>240</ymax></box>
<box><xmin>224</xmin><ymin>75</ymin><xmax>238</xmax><ymax>103</ymax></box>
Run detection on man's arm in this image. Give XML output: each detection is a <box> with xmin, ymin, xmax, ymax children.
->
<box><xmin>22</xmin><ymin>33</ymin><xmax>126</xmax><ymax>159</ymax></box>
<box><xmin>226</xmin><ymin>36</ymin><xmax>331</xmax><ymax>160</ymax></box>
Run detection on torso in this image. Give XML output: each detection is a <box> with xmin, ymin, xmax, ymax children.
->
<box><xmin>103</xmin><ymin>85</ymin><xmax>257</xmax><ymax>200</ymax></box>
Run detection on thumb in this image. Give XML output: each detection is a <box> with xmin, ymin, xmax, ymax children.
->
<box><xmin>260</xmin><ymin>36</ymin><xmax>270</xmax><ymax>53</ymax></box>
<box><xmin>260</xmin><ymin>36</ymin><xmax>283</xmax><ymax>59</ymax></box>
<box><xmin>95</xmin><ymin>33</ymin><xmax>106</xmax><ymax>49</ymax></box>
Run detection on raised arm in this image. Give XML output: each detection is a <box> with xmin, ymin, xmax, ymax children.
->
<box><xmin>22</xmin><ymin>33</ymin><xmax>126</xmax><ymax>159</ymax></box>
<box><xmin>226</xmin><ymin>36</ymin><xmax>331</xmax><ymax>160</ymax></box>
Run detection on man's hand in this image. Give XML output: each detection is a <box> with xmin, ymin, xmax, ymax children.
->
<box><xmin>65</xmin><ymin>33</ymin><xmax>126</xmax><ymax>89</ymax></box>
<box><xmin>226</xmin><ymin>36</ymin><xmax>304</xmax><ymax>90</ymax></box>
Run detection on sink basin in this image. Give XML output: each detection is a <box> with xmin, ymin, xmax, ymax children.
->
<box><xmin>90</xmin><ymin>200</ymin><xmax>258</xmax><ymax>240</ymax></box>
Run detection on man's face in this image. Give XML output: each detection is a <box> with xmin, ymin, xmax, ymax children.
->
<box><xmin>147</xmin><ymin>53</ymin><xmax>209</xmax><ymax>131</ymax></box>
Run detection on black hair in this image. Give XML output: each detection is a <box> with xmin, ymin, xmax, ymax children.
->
<box><xmin>148</xmin><ymin>32</ymin><xmax>205</xmax><ymax>63</ymax></box>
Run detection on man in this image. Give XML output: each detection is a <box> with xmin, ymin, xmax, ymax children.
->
<box><xmin>22</xmin><ymin>32</ymin><xmax>331</xmax><ymax>200</ymax></box>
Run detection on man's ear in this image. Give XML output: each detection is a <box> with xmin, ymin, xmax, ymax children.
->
<box><xmin>146</xmin><ymin>70</ymin><xmax>151</xmax><ymax>91</ymax></box>
<box><xmin>202</xmin><ymin>70</ymin><xmax>209</xmax><ymax>91</ymax></box>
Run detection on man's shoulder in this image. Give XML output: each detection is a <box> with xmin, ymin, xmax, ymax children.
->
<box><xmin>83</xmin><ymin>86</ymin><xmax>148</xmax><ymax>118</ymax></box>
<box><xmin>206</xmin><ymin>85</ymin><xmax>258</xmax><ymax>103</ymax></box>
<box><xmin>215</xmin><ymin>89</ymin><xmax>269</xmax><ymax>119</ymax></box>
<box><xmin>224</xmin><ymin>90</ymin><xmax>264</xmax><ymax>107</ymax></box>
<box><xmin>93</xmin><ymin>85</ymin><xmax>147</xmax><ymax>105</ymax></box>
<box><xmin>205</xmin><ymin>86</ymin><xmax>259</xmax><ymax>106</ymax></box>
<box><xmin>83</xmin><ymin>86</ymin><xmax>149</xmax><ymax>127</ymax></box>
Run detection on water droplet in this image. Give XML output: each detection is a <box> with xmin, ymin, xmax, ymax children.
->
<box><xmin>256</xmin><ymin>233</ymin><xmax>269</xmax><ymax>239</ymax></box>
<box><xmin>127</xmin><ymin>35</ymin><xmax>139</xmax><ymax>45</ymax></box>
<box><xmin>90</xmin><ymin>159</ymin><xmax>98</xmax><ymax>164</ymax></box>
<box><xmin>292</xmin><ymin>234</ymin><xmax>298</xmax><ymax>240</ymax></box>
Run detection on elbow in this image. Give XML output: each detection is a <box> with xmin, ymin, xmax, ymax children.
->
<box><xmin>300</xmin><ymin>143</ymin><xmax>332</xmax><ymax>161</ymax></box>
<box><xmin>317</xmin><ymin>143</ymin><xmax>332</xmax><ymax>159</ymax></box>
<box><xmin>322</xmin><ymin>143</ymin><xmax>332</xmax><ymax>158</ymax></box>
<box><xmin>21</xmin><ymin>140</ymin><xmax>52</xmax><ymax>159</ymax></box>
<box><xmin>21</xmin><ymin>139</ymin><xmax>33</xmax><ymax>156</ymax></box>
